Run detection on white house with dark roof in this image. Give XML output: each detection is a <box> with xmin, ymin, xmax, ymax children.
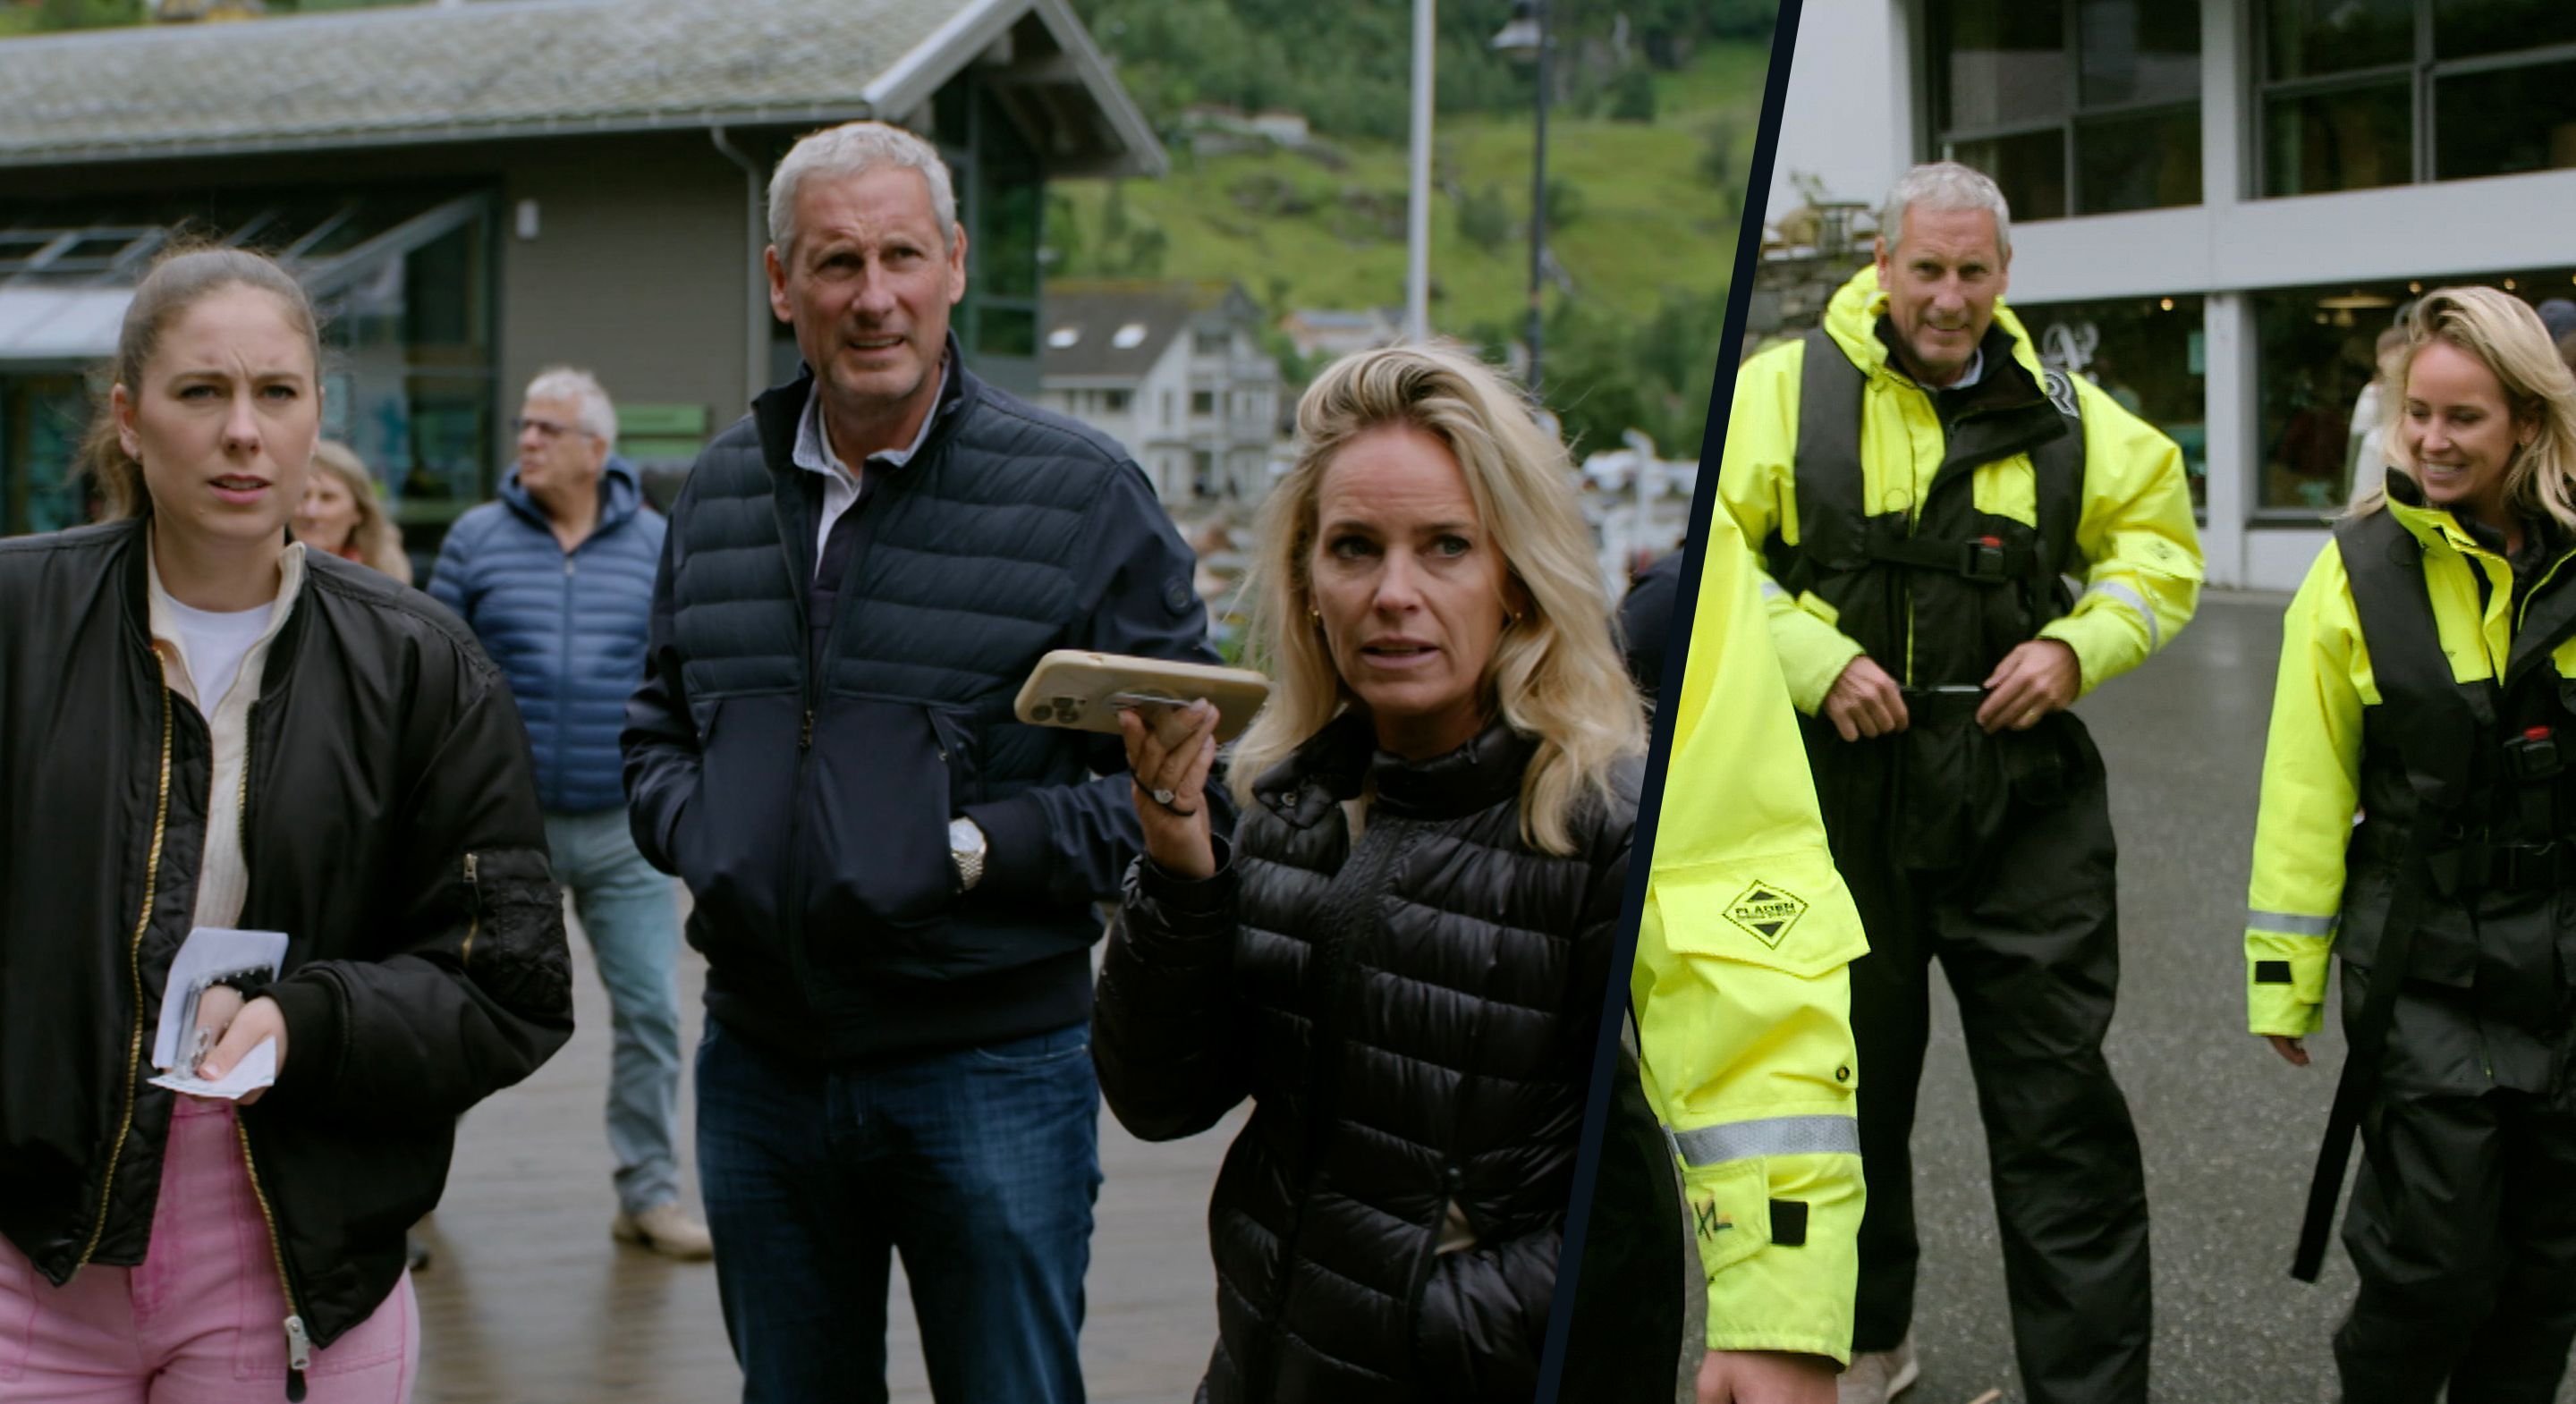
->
<box><xmin>1037</xmin><ymin>280</ymin><xmax>1279</xmax><ymax>504</ymax></box>
<box><xmin>0</xmin><ymin>0</ymin><xmax>1161</xmax><ymax>550</ymax></box>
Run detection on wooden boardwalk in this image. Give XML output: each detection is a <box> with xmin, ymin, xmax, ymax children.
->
<box><xmin>412</xmin><ymin>896</ymin><xmax>1233</xmax><ymax>1404</ymax></box>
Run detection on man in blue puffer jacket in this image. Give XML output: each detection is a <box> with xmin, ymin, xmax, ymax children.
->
<box><xmin>429</xmin><ymin>366</ymin><xmax>713</xmax><ymax>1260</ymax></box>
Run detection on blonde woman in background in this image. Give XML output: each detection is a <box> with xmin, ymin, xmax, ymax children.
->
<box><xmin>1094</xmin><ymin>343</ymin><xmax>1642</xmax><ymax>1402</ymax></box>
<box><xmin>295</xmin><ymin>439</ymin><xmax>411</xmax><ymax>583</ymax></box>
<box><xmin>2249</xmin><ymin>285</ymin><xmax>2576</xmax><ymax>1401</ymax></box>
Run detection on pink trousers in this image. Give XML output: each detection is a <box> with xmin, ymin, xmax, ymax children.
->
<box><xmin>0</xmin><ymin>1095</ymin><xmax>417</xmax><ymax>1403</ymax></box>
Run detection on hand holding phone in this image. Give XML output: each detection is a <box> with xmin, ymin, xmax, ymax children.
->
<box><xmin>1118</xmin><ymin>699</ymin><xmax>1221</xmax><ymax>881</ymax></box>
<box><xmin>1015</xmin><ymin>650</ymin><xmax>1269</xmax><ymax>743</ymax></box>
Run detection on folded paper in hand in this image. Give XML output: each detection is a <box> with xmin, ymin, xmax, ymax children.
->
<box><xmin>149</xmin><ymin>926</ymin><xmax>289</xmax><ymax>1097</ymax></box>
<box><xmin>148</xmin><ymin>1038</ymin><xmax>279</xmax><ymax>1101</ymax></box>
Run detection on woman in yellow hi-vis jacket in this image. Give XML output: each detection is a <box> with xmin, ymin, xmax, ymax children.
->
<box><xmin>1626</xmin><ymin>508</ymin><xmax>1869</xmax><ymax>1402</ymax></box>
<box><xmin>2249</xmin><ymin>287</ymin><xmax>2576</xmax><ymax>1404</ymax></box>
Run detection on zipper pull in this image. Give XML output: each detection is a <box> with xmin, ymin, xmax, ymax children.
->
<box><xmin>283</xmin><ymin>1315</ymin><xmax>311</xmax><ymax>1400</ymax></box>
<box><xmin>464</xmin><ymin>851</ymin><xmax>479</xmax><ymax>884</ymax></box>
<box><xmin>564</xmin><ymin>558</ymin><xmax>576</xmax><ymax>577</ymax></box>
<box><xmin>801</xmin><ymin>708</ymin><xmax>814</xmax><ymax>752</ymax></box>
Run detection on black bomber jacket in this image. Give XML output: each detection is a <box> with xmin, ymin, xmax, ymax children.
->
<box><xmin>0</xmin><ymin>519</ymin><xmax>573</xmax><ymax>1366</ymax></box>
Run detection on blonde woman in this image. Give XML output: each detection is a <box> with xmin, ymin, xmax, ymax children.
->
<box><xmin>1094</xmin><ymin>343</ymin><xmax>1643</xmax><ymax>1401</ymax></box>
<box><xmin>293</xmin><ymin>440</ymin><xmax>411</xmax><ymax>583</ymax></box>
<box><xmin>2249</xmin><ymin>286</ymin><xmax>2576</xmax><ymax>1401</ymax></box>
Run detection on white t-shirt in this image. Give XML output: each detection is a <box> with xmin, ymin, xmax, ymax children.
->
<box><xmin>162</xmin><ymin>595</ymin><xmax>275</xmax><ymax>715</ymax></box>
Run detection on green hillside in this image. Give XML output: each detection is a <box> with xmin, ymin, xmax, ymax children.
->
<box><xmin>1047</xmin><ymin>41</ymin><xmax>1768</xmax><ymax>456</ymax></box>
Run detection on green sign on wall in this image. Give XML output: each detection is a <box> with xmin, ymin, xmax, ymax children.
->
<box><xmin>618</xmin><ymin>402</ymin><xmax>710</xmax><ymax>464</ymax></box>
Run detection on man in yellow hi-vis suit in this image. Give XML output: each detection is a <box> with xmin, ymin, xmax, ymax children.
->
<box><xmin>1717</xmin><ymin>163</ymin><xmax>2202</xmax><ymax>1404</ymax></box>
<box><xmin>1625</xmin><ymin>507</ymin><xmax>1868</xmax><ymax>1404</ymax></box>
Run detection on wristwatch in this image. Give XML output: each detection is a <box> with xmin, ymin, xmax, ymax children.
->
<box><xmin>949</xmin><ymin>816</ymin><xmax>988</xmax><ymax>892</ymax></box>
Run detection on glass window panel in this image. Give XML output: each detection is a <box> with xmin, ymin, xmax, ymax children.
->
<box><xmin>976</xmin><ymin>304</ymin><xmax>1038</xmax><ymax>359</ymax></box>
<box><xmin>2023</xmin><ymin>296</ymin><xmax>2208</xmax><ymax>508</ymax></box>
<box><xmin>2434</xmin><ymin>0</ymin><xmax>2576</xmax><ymax>60</ymax></box>
<box><xmin>2435</xmin><ymin>60</ymin><xmax>2576</xmax><ymax>182</ymax></box>
<box><xmin>385</xmin><ymin>376</ymin><xmax>495</xmax><ymax>528</ymax></box>
<box><xmin>402</xmin><ymin>216</ymin><xmax>490</xmax><ymax>369</ymax></box>
<box><xmin>2264</xmin><ymin>0</ymin><xmax>2413</xmax><ymax>81</ymax></box>
<box><xmin>2079</xmin><ymin>0</ymin><xmax>2201</xmax><ymax>108</ymax></box>
<box><xmin>1936</xmin><ymin>0</ymin><xmax>2069</xmax><ymax>131</ymax></box>
<box><xmin>1949</xmin><ymin>129</ymin><xmax>2068</xmax><ymax>221</ymax></box>
<box><xmin>2075</xmin><ymin>106</ymin><xmax>2203</xmax><ymax>214</ymax></box>
<box><xmin>2264</xmin><ymin>82</ymin><xmax>2412</xmax><ymax>195</ymax></box>
<box><xmin>0</xmin><ymin>375</ymin><xmax>92</xmax><ymax>535</ymax></box>
<box><xmin>980</xmin><ymin>177</ymin><xmax>1041</xmax><ymax>300</ymax></box>
<box><xmin>2254</xmin><ymin>290</ymin><xmax>2398</xmax><ymax>510</ymax></box>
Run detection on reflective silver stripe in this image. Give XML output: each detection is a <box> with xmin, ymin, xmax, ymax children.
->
<box><xmin>1758</xmin><ymin>578</ymin><xmax>1788</xmax><ymax>600</ymax></box>
<box><xmin>2247</xmin><ymin>908</ymin><xmax>2336</xmax><ymax>936</ymax></box>
<box><xmin>1671</xmin><ymin>1114</ymin><xmax>1860</xmax><ymax>1168</ymax></box>
<box><xmin>2083</xmin><ymin>579</ymin><xmax>2159</xmax><ymax>650</ymax></box>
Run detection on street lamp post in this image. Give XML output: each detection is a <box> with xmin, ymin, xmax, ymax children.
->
<box><xmin>1492</xmin><ymin>0</ymin><xmax>1547</xmax><ymax>394</ymax></box>
<box><xmin>1404</xmin><ymin>0</ymin><xmax>1435</xmax><ymax>343</ymax></box>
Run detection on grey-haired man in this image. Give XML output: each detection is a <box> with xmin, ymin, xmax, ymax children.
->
<box><xmin>623</xmin><ymin>120</ymin><xmax>1224</xmax><ymax>1402</ymax></box>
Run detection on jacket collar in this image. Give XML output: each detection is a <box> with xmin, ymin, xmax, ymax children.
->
<box><xmin>1250</xmin><ymin>709</ymin><xmax>1536</xmax><ymax>828</ymax></box>
<box><xmin>499</xmin><ymin>455</ymin><xmax>644</xmax><ymax>534</ymax></box>
<box><xmin>2381</xmin><ymin>468</ymin><xmax>2524</xmax><ymax>559</ymax></box>
<box><xmin>2379</xmin><ymin>466</ymin><xmax>2576</xmax><ymax>581</ymax></box>
<box><xmin>144</xmin><ymin>531</ymin><xmax>309</xmax><ymax>710</ymax></box>
<box><xmin>113</xmin><ymin>516</ymin><xmax>314</xmax><ymax>698</ymax></box>
<box><xmin>750</xmin><ymin>331</ymin><xmax>978</xmax><ymax>481</ymax></box>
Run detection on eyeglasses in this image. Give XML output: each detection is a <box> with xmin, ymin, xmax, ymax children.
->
<box><xmin>513</xmin><ymin>416</ymin><xmax>600</xmax><ymax>442</ymax></box>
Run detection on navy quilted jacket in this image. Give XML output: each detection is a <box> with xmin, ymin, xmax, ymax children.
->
<box><xmin>622</xmin><ymin>351</ymin><xmax>1225</xmax><ymax>1061</ymax></box>
<box><xmin>428</xmin><ymin>458</ymin><xmax>665</xmax><ymax>812</ymax></box>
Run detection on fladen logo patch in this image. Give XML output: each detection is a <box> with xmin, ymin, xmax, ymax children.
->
<box><xmin>1724</xmin><ymin>882</ymin><xmax>1808</xmax><ymax>949</ymax></box>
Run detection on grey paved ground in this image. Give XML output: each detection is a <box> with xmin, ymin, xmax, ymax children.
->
<box><xmin>411</xmin><ymin>911</ymin><xmax>1232</xmax><ymax>1404</ymax></box>
<box><xmin>1895</xmin><ymin>588</ymin><xmax>2576</xmax><ymax>1403</ymax></box>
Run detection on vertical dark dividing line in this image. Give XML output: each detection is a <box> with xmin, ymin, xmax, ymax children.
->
<box><xmin>1531</xmin><ymin>0</ymin><xmax>1809</xmax><ymax>1396</ymax></box>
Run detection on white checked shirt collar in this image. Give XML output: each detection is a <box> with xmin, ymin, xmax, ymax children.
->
<box><xmin>791</xmin><ymin>360</ymin><xmax>950</xmax><ymax>572</ymax></box>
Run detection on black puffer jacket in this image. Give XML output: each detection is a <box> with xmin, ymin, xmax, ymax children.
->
<box><xmin>0</xmin><ymin>520</ymin><xmax>573</xmax><ymax>1359</ymax></box>
<box><xmin>1097</xmin><ymin>713</ymin><xmax>1636</xmax><ymax>1403</ymax></box>
<box><xmin>623</xmin><ymin>349</ymin><xmax>1223</xmax><ymax>1064</ymax></box>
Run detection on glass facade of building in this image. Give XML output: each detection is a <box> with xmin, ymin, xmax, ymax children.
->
<box><xmin>0</xmin><ymin>192</ymin><xmax>497</xmax><ymax>546</ymax></box>
<box><xmin>2259</xmin><ymin>0</ymin><xmax>2576</xmax><ymax>195</ymax></box>
<box><xmin>2021</xmin><ymin>293</ymin><xmax>2210</xmax><ymax>511</ymax></box>
<box><xmin>1930</xmin><ymin>0</ymin><xmax>2204</xmax><ymax>220</ymax></box>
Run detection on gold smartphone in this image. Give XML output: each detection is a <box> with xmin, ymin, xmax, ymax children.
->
<box><xmin>1015</xmin><ymin>650</ymin><xmax>1271</xmax><ymax>744</ymax></box>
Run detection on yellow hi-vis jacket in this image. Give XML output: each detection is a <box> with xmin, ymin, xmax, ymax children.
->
<box><xmin>1633</xmin><ymin>508</ymin><xmax>1868</xmax><ymax>1362</ymax></box>
<box><xmin>2245</xmin><ymin>495</ymin><xmax>2576</xmax><ymax>1036</ymax></box>
<box><xmin>1716</xmin><ymin>266</ymin><xmax>2203</xmax><ymax>709</ymax></box>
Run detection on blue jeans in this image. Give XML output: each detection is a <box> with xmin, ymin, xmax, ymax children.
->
<box><xmin>545</xmin><ymin>807</ymin><xmax>688</xmax><ymax>1215</ymax></box>
<box><xmin>695</xmin><ymin>1018</ymin><xmax>1102</xmax><ymax>1404</ymax></box>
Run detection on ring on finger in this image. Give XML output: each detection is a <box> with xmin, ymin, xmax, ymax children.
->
<box><xmin>1151</xmin><ymin>787</ymin><xmax>1177</xmax><ymax>807</ymax></box>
